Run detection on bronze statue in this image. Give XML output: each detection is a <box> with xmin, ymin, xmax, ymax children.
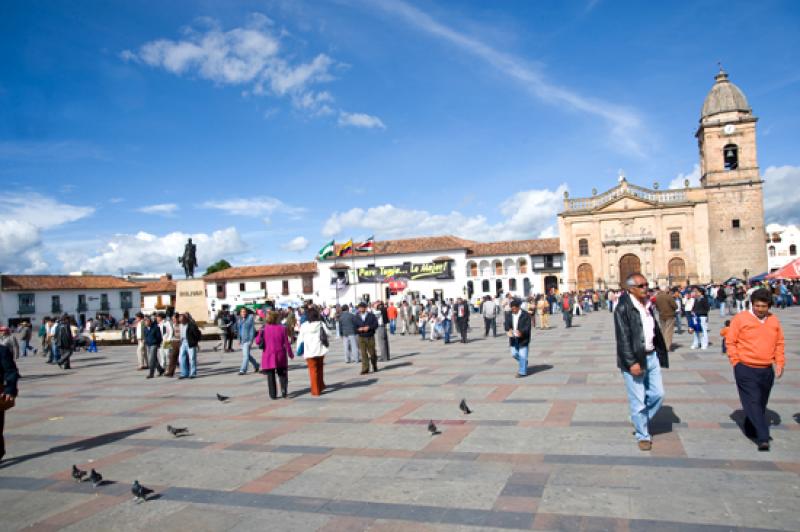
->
<box><xmin>178</xmin><ymin>238</ymin><xmax>198</xmax><ymax>278</ymax></box>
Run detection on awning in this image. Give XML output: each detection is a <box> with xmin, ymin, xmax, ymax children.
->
<box><xmin>766</xmin><ymin>258</ymin><xmax>800</xmax><ymax>280</ymax></box>
<box><xmin>388</xmin><ymin>280</ymin><xmax>407</xmax><ymax>291</ymax></box>
<box><xmin>748</xmin><ymin>271</ymin><xmax>769</xmax><ymax>282</ymax></box>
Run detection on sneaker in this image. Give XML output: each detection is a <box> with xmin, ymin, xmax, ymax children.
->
<box><xmin>757</xmin><ymin>441</ymin><xmax>770</xmax><ymax>452</ymax></box>
<box><xmin>239</xmin><ymin>371</ymin><xmax>246</xmax><ymax>376</ymax></box>
<box><xmin>146</xmin><ymin>375</ymin><xmax>153</xmax><ymax>379</ymax></box>
<box><xmin>638</xmin><ymin>440</ymin><xmax>652</xmax><ymax>451</ymax></box>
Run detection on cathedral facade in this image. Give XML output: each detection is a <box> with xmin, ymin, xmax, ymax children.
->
<box><xmin>558</xmin><ymin>70</ymin><xmax>768</xmax><ymax>290</ymax></box>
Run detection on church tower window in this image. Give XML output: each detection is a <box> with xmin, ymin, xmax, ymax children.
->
<box><xmin>790</xmin><ymin>244</ymin><xmax>797</xmax><ymax>256</ymax></box>
<box><xmin>768</xmin><ymin>246</ymin><xmax>775</xmax><ymax>257</ymax></box>
<box><xmin>578</xmin><ymin>239</ymin><xmax>589</xmax><ymax>256</ymax></box>
<box><xmin>723</xmin><ymin>144</ymin><xmax>739</xmax><ymax>171</ymax></box>
<box><xmin>670</xmin><ymin>232</ymin><xmax>681</xmax><ymax>250</ymax></box>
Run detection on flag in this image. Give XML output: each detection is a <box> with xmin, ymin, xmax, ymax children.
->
<box><xmin>356</xmin><ymin>236</ymin><xmax>374</xmax><ymax>253</ymax></box>
<box><xmin>338</xmin><ymin>239</ymin><xmax>353</xmax><ymax>257</ymax></box>
<box><xmin>317</xmin><ymin>240</ymin><xmax>335</xmax><ymax>260</ymax></box>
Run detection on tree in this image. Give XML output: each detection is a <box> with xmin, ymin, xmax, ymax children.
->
<box><xmin>205</xmin><ymin>259</ymin><xmax>232</xmax><ymax>276</ymax></box>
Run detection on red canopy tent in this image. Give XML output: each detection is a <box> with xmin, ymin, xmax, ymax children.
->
<box><xmin>766</xmin><ymin>257</ymin><xmax>800</xmax><ymax>280</ymax></box>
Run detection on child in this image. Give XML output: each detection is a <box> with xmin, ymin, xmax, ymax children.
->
<box><xmin>720</xmin><ymin>319</ymin><xmax>731</xmax><ymax>355</ymax></box>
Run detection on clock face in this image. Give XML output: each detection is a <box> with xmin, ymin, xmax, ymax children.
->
<box><xmin>723</xmin><ymin>124</ymin><xmax>736</xmax><ymax>135</ymax></box>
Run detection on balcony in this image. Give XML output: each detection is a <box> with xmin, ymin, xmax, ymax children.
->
<box><xmin>101</xmin><ymin>303</ymin><xmax>110</xmax><ymax>311</ymax></box>
<box><xmin>77</xmin><ymin>303</ymin><xmax>88</xmax><ymax>312</ymax></box>
<box><xmin>51</xmin><ymin>303</ymin><xmax>62</xmax><ymax>314</ymax></box>
<box><xmin>18</xmin><ymin>305</ymin><xmax>35</xmax><ymax>315</ymax></box>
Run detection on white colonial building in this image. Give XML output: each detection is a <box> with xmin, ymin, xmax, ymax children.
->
<box><xmin>138</xmin><ymin>274</ymin><xmax>177</xmax><ymax>314</ymax></box>
<box><xmin>0</xmin><ymin>274</ymin><xmax>142</xmax><ymax>327</ymax></box>
<box><xmin>767</xmin><ymin>224</ymin><xmax>800</xmax><ymax>273</ymax></box>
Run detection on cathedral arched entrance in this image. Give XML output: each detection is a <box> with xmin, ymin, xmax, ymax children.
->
<box><xmin>619</xmin><ymin>254</ymin><xmax>641</xmax><ymax>285</ymax></box>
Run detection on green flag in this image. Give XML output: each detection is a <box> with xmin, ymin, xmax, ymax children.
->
<box><xmin>317</xmin><ymin>239</ymin><xmax>335</xmax><ymax>260</ymax></box>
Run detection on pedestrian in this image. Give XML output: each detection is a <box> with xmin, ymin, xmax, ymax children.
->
<box><xmin>134</xmin><ymin>313</ymin><xmax>147</xmax><ymax>370</ymax></box>
<box><xmin>725</xmin><ymin>288</ymin><xmax>785</xmax><ymax>451</ymax></box>
<box><xmin>178</xmin><ymin>313</ymin><xmax>201</xmax><ymax>379</ymax></box>
<box><xmin>143</xmin><ymin>316</ymin><xmax>164</xmax><ymax>379</ymax></box>
<box><xmin>720</xmin><ymin>320</ymin><xmax>730</xmax><ymax>354</ymax></box>
<box><xmin>257</xmin><ymin>311</ymin><xmax>294</xmax><ymax>399</ymax></box>
<box><xmin>454</xmin><ymin>297</ymin><xmax>470</xmax><ymax>343</ymax></box>
<box><xmin>440</xmin><ymin>300</ymin><xmax>453</xmax><ymax>344</ymax></box>
<box><xmin>1</xmin><ymin>329</ymin><xmax>20</xmax><ymax>463</ymax></box>
<box><xmin>338</xmin><ymin>304</ymin><xmax>359</xmax><ymax>363</ymax></box>
<box><xmin>222</xmin><ymin>310</ymin><xmax>236</xmax><ymax>352</ymax></box>
<box><xmin>655</xmin><ymin>286</ymin><xmax>677</xmax><ymax>351</ymax></box>
<box><xmin>672</xmin><ymin>289</ymin><xmax>684</xmax><ymax>335</ymax></box>
<box><xmin>0</xmin><ymin>327</ymin><xmax>19</xmax><ymax>360</ymax></box>
<box><xmin>536</xmin><ymin>296</ymin><xmax>549</xmax><ymax>329</ymax></box>
<box><xmin>55</xmin><ymin>315</ymin><xmax>74</xmax><ymax>369</ymax></box>
<box><xmin>165</xmin><ymin>313</ymin><xmax>180</xmax><ymax>377</ymax></box>
<box><xmin>374</xmin><ymin>302</ymin><xmax>391</xmax><ymax>361</ymax></box>
<box><xmin>296</xmin><ymin>307</ymin><xmax>329</xmax><ymax>396</ymax></box>
<box><xmin>236</xmin><ymin>308</ymin><xmax>260</xmax><ymax>375</ymax></box>
<box><xmin>614</xmin><ymin>273</ymin><xmax>669</xmax><ymax>451</ymax></box>
<box><xmin>47</xmin><ymin>317</ymin><xmax>59</xmax><ymax>364</ymax></box>
<box><xmin>355</xmin><ymin>302</ymin><xmax>379</xmax><ymax>374</ymax></box>
<box><xmin>398</xmin><ymin>302</ymin><xmax>409</xmax><ymax>335</ymax></box>
<box><xmin>157</xmin><ymin>313</ymin><xmax>173</xmax><ymax>370</ymax></box>
<box><xmin>481</xmin><ymin>295</ymin><xmax>498</xmax><ymax>337</ymax></box>
<box><xmin>18</xmin><ymin>322</ymin><xmax>35</xmax><ymax>357</ymax></box>
<box><xmin>387</xmin><ymin>302</ymin><xmax>398</xmax><ymax>334</ymax></box>
<box><xmin>561</xmin><ymin>292</ymin><xmax>573</xmax><ymax>328</ymax></box>
<box><xmin>504</xmin><ymin>299</ymin><xmax>532</xmax><ymax>378</ymax></box>
<box><xmin>418</xmin><ymin>309</ymin><xmax>428</xmax><ymax>340</ymax></box>
<box><xmin>39</xmin><ymin>318</ymin><xmax>50</xmax><ymax>357</ymax></box>
<box><xmin>690</xmin><ymin>286</ymin><xmax>710</xmax><ymax>350</ymax></box>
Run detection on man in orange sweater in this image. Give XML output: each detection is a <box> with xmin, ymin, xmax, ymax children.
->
<box><xmin>726</xmin><ymin>288</ymin><xmax>785</xmax><ymax>451</ymax></box>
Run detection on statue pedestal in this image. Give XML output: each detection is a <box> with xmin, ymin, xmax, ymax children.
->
<box><xmin>175</xmin><ymin>279</ymin><xmax>209</xmax><ymax>323</ymax></box>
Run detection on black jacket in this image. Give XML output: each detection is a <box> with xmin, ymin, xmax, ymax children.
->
<box><xmin>614</xmin><ymin>293</ymin><xmax>669</xmax><ymax>372</ymax></box>
<box><xmin>1</xmin><ymin>343</ymin><xmax>19</xmax><ymax>397</ymax></box>
<box><xmin>355</xmin><ymin>311</ymin><xmax>378</xmax><ymax>337</ymax></box>
<box><xmin>185</xmin><ymin>321</ymin><xmax>202</xmax><ymax>348</ymax></box>
<box><xmin>692</xmin><ymin>296</ymin><xmax>710</xmax><ymax>317</ymax></box>
<box><xmin>143</xmin><ymin>324</ymin><xmax>163</xmax><ymax>347</ymax></box>
<box><xmin>55</xmin><ymin>323</ymin><xmax>73</xmax><ymax>349</ymax></box>
<box><xmin>454</xmin><ymin>302</ymin><xmax>470</xmax><ymax>322</ymax></box>
<box><xmin>504</xmin><ymin>310</ymin><xmax>532</xmax><ymax>347</ymax></box>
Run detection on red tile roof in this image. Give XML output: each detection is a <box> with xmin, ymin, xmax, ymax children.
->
<box><xmin>0</xmin><ymin>275</ymin><xmax>141</xmax><ymax>291</ymax></box>
<box><xmin>203</xmin><ymin>262</ymin><xmax>318</xmax><ymax>281</ymax></box>
<box><xmin>138</xmin><ymin>277</ymin><xmax>177</xmax><ymax>294</ymax></box>
<box><xmin>466</xmin><ymin>238</ymin><xmax>561</xmax><ymax>257</ymax></box>
<box><xmin>327</xmin><ymin>235</ymin><xmax>477</xmax><ymax>259</ymax></box>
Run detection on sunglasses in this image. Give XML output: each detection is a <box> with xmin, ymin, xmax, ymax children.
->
<box><xmin>630</xmin><ymin>284</ymin><xmax>648</xmax><ymax>289</ymax></box>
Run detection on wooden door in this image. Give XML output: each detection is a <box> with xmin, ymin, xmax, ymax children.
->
<box><xmin>619</xmin><ymin>254</ymin><xmax>641</xmax><ymax>285</ymax></box>
<box><xmin>577</xmin><ymin>263</ymin><xmax>593</xmax><ymax>291</ymax></box>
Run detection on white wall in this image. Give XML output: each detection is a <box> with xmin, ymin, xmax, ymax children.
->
<box><xmin>1</xmin><ymin>288</ymin><xmax>141</xmax><ymax>326</ymax></box>
<box><xmin>141</xmin><ymin>293</ymin><xmax>174</xmax><ymax>314</ymax></box>
<box><xmin>205</xmin><ymin>275</ymin><xmax>317</xmax><ymax>313</ymax></box>
<box><xmin>767</xmin><ymin>224</ymin><xmax>800</xmax><ymax>272</ymax></box>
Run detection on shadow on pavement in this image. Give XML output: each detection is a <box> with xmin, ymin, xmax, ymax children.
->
<box><xmin>729</xmin><ymin>409</ymin><xmax>782</xmax><ymax>438</ymax></box>
<box><xmin>527</xmin><ymin>364</ymin><xmax>554</xmax><ymax>375</ymax></box>
<box><xmin>650</xmin><ymin>405</ymin><xmax>681</xmax><ymax>435</ymax></box>
<box><xmin>290</xmin><ymin>378</ymin><xmax>378</xmax><ymax>398</ymax></box>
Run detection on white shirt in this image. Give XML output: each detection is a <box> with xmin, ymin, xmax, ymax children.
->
<box><xmin>630</xmin><ymin>295</ymin><xmax>656</xmax><ymax>352</ymax></box>
<box><xmin>511</xmin><ymin>310</ymin><xmax>521</xmax><ymax>332</ymax></box>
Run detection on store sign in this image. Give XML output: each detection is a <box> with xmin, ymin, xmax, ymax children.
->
<box><xmin>356</xmin><ymin>261</ymin><xmax>453</xmax><ymax>282</ymax></box>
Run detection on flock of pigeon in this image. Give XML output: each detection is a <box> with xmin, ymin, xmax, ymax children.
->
<box><xmin>69</xmin><ymin>393</ymin><xmax>473</xmax><ymax>503</ymax></box>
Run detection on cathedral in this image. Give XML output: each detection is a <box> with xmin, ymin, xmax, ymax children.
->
<box><xmin>558</xmin><ymin>69</ymin><xmax>768</xmax><ymax>290</ymax></box>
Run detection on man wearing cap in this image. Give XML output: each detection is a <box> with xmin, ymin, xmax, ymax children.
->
<box><xmin>504</xmin><ymin>299</ymin><xmax>532</xmax><ymax>378</ymax></box>
<box><xmin>614</xmin><ymin>273</ymin><xmax>669</xmax><ymax>451</ymax></box>
<box><xmin>355</xmin><ymin>302</ymin><xmax>379</xmax><ymax>374</ymax></box>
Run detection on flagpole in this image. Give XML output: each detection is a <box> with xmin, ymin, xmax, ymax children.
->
<box><xmin>373</xmin><ymin>238</ymin><xmax>378</xmax><ymax>302</ymax></box>
<box><xmin>351</xmin><ymin>237</ymin><xmax>358</xmax><ymax>305</ymax></box>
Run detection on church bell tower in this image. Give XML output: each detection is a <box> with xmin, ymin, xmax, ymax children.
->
<box><xmin>697</xmin><ymin>68</ymin><xmax>767</xmax><ymax>281</ymax></box>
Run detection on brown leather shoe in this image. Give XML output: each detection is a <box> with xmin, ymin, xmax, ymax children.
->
<box><xmin>638</xmin><ymin>440</ymin><xmax>652</xmax><ymax>451</ymax></box>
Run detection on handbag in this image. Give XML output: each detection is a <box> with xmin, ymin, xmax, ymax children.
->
<box><xmin>296</xmin><ymin>342</ymin><xmax>304</xmax><ymax>356</ymax></box>
<box><xmin>319</xmin><ymin>325</ymin><xmax>329</xmax><ymax>348</ymax></box>
<box><xmin>0</xmin><ymin>395</ymin><xmax>15</xmax><ymax>411</ymax></box>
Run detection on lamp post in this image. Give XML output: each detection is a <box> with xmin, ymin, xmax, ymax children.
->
<box><xmin>743</xmin><ymin>268</ymin><xmax>749</xmax><ymax>284</ymax></box>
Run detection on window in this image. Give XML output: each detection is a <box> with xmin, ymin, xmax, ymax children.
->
<box><xmin>260</xmin><ymin>281</ymin><xmax>266</xmax><ymax>290</ymax></box>
<box><xmin>771</xmin><ymin>232</ymin><xmax>782</xmax><ymax>243</ymax></box>
<box><xmin>543</xmin><ymin>255</ymin><xmax>554</xmax><ymax>269</ymax></box>
<box><xmin>670</xmin><ymin>231</ymin><xmax>681</xmax><ymax>250</ymax></box>
<box><xmin>791</xmin><ymin>244</ymin><xmax>797</xmax><ymax>256</ymax></box>
<box><xmin>77</xmin><ymin>294</ymin><xmax>87</xmax><ymax>312</ymax></box>
<box><xmin>481</xmin><ymin>280</ymin><xmax>490</xmax><ymax>292</ymax></box>
<box><xmin>468</xmin><ymin>262</ymin><xmax>478</xmax><ymax>277</ymax></box>
<box><xmin>100</xmin><ymin>293</ymin><xmax>109</xmax><ymax>311</ymax></box>
<box><xmin>18</xmin><ymin>293</ymin><xmax>35</xmax><ymax>314</ymax></box>
<box><xmin>578</xmin><ymin>239</ymin><xmax>589</xmax><ymax>256</ymax></box>
<box><xmin>768</xmin><ymin>246</ymin><xmax>776</xmax><ymax>257</ymax></box>
<box><xmin>119</xmin><ymin>291</ymin><xmax>133</xmax><ymax>310</ymax></box>
<box><xmin>282</xmin><ymin>280</ymin><xmax>290</xmax><ymax>296</ymax></box>
<box><xmin>216</xmin><ymin>283</ymin><xmax>226</xmax><ymax>299</ymax></box>
<box><xmin>302</xmin><ymin>275</ymin><xmax>313</xmax><ymax>295</ymax></box>
<box><xmin>518</xmin><ymin>259</ymin><xmax>527</xmax><ymax>274</ymax></box>
<box><xmin>732</xmin><ymin>219</ymin><xmax>740</xmax><ymax>229</ymax></box>
<box><xmin>51</xmin><ymin>295</ymin><xmax>61</xmax><ymax>314</ymax></box>
<box><xmin>509</xmin><ymin>278</ymin><xmax>517</xmax><ymax>291</ymax></box>
<box><xmin>494</xmin><ymin>261</ymin><xmax>503</xmax><ymax>275</ymax></box>
<box><xmin>723</xmin><ymin>143</ymin><xmax>738</xmax><ymax>171</ymax></box>
<box><xmin>239</xmin><ymin>282</ymin><xmax>246</xmax><ymax>292</ymax></box>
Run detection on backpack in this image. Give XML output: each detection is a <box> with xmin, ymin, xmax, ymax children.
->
<box><xmin>319</xmin><ymin>324</ymin><xmax>329</xmax><ymax>348</ymax></box>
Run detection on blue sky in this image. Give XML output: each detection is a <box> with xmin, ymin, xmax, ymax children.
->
<box><xmin>1</xmin><ymin>0</ymin><xmax>798</xmax><ymax>275</ymax></box>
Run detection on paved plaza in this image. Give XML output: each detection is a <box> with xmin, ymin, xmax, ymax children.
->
<box><xmin>2</xmin><ymin>308</ymin><xmax>798</xmax><ymax>531</ymax></box>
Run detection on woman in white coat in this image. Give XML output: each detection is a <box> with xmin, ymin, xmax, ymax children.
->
<box><xmin>296</xmin><ymin>307</ymin><xmax>330</xmax><ymax>396</ymax></box>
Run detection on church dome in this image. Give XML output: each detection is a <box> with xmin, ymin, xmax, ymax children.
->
<box><xmin>701</xmin><ymin>69</ymin><xmax>751</xmax><ymax>119</ymax></box>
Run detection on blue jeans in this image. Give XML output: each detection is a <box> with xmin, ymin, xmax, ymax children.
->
<box><xmin>49</xmin><ymin>343</ymin><xmax>60</xmax><ymax>363</ymax></box>
<box><xmin>719</xmin><ymin>302</ymin><xmax>726</xmax><ymax>317</ymax></box>
<box><xmin>510</xmin><ymin>343</ymin><xmax>529</xmax><ymax>376</ymax></box>
<box><xmin>419</xmin><ymin>324</ymin><xmax>426</xmax><ymax>340</ymax></box>
<box><xmin>240</xmin><ymin>341</ymin><xmax>259</xmax><ymax>373</ymax></box>
<box><xmin>622</xmin><ymin>352</ymin><xmax>664</xmax><ymax>442</ymax></box>
<box><xmin>442</xmin><ymin>319</ymin><xmax>452</xmax><ymax>343</ymax></box>
<box><xmin>179</xmin><ymin>340</ymin><xmax>197</xmax><ymax>377</ymax></box>
<box><xmin>389</xmin><ymin>319</ymin><xmax>396</xmax><ymax>334</ymax></box>
<box><xmin>691</xmin><ymin>316</ymin><xmax>709</xmax><ymax>349</ymax></box>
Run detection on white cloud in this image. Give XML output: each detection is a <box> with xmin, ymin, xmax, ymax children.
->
<box><xmin>137</xmin><ymin>203</ymin><xmax>178</xmax><ymax>216</ymax></box>
<box><xmin>763</xmin><ymin>165</ymin><xmax>800</xmax><ymax>225</ymax></box>
<box><xmin>202</xmin><ymin>196</ymin><xmax>304</xmax><ymax>218</ymax></box>
<box><xmin>338</xmin><ymin>111</ymin><xmax>386</xmax><ymax>129</ymax></box>
<box><xmin>0</xmin><ymin>193</ymin><xmax>95</xmax><ymax>273</ymax></box>
<box><xmin>58</xmin><ymin>227</ymin><xmax>247</xmax><ymax>275</ymax></box>
<box><xmin>668</xmin><ymin>163</ymin><xmax>701</xmax><ymax>189</ymax></box>
<box><xmin>122</xmin><ymin>14</ymin><xmax>375</xmax><ymax>122</ymax></box>
<box><xmin>322</xmin><ymin>184</ymin><xmax>567</xmax><ymax>242</ymax></box>
<box><xmin>365</xmin><ymin>0</ymin><xmax>646</xmax><ymax>155</ymax></box>
<box><xmin>281</xmin><ymin>236</ymin><xmax>309</xmax><ymax>252</ymax></box>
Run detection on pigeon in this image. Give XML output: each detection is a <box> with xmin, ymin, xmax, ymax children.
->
<box><xmin>72</xmin><ymin>465</ymin><xmax>87</xmax><ymax>482</ymax></box>
<box><xmin>459</xmin><ymin>399</ymin><xmax>472</xmax><ymax>415</ymax></box>
<box><xmin>89</xmin><ymin>468</ymin><xmax>103</xmax><ymax>488</ymax></box>
<box><xmin>428</xmin><ymin>420</ymin><xmax>440</xmax><ymax>435</ymax></box>
<box><xmin>167</xmin><ymin>425</ymin><xmax>189</xmax><ymax>437</ymax></box>
<box><xmin>794</xmin><ymin>413</ymin><xmax>800</xmax><ymax>424</ymax></box>
<box><xmin>132</xmin><ymin>480</ymin><xmax>153</xmax><ymax>502</ymax></box>
<box><xmin>216</xmin><ymin>393</ymin><xmax>229</xmax><ymax>402</ymax></box>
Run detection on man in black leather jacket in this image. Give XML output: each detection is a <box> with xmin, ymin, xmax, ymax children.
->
<box><xmin>614</xmin><ymin>273</ymin><xmax>669</xmax><ymax>451</ymax></box>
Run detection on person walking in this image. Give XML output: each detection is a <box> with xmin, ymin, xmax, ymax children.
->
<box><xmin>178</xmin><ymin>314</ymin><xmax>201</xmax><ymax>379</ymax></box>
<box><xmin>18</xmin><ymin>322</ymin><xmax>35</xmax><ymax>357</ymax></box>
<box><xmin>165</xmin><ymin>313</ymin><xmax>181</xmax><ymax>377</ymax></box>
<box><xmin>0</xmin><ymin>327</ymin><xmax>19</xmax><ymax>360</ymax></box>
<box><xmin>338</xmin><ymin>305</ymin><xmax>359</xmax><ymax>364</ymax></box>
<box><xmin>673</xmin><ymin>289</ymin><xmax>685</xmax><ymax>335</ymax></box>
<box><xmin>655</xmin><ymin>286</ymin><xmax>678</xmax><ymax>351</ymax></box>
<box><xmin>536</xmin><ymin>296</ymin><xmax>549</xmax><ymax>329</ymax></box>
<box><xmin>387</xmin><ymin>302</ymin><xmax>398</xmax><ymax>335</ymax></box>
<box><xmin>1</xmin><ymin>329</ymin><xmax>20</xmax><ymax>463</ymax></box>
<box><xmin>504</xmin><ymin>299</ymin><xmax>532</xmax><ymax>378</ymax></box>
<box><xmin>55</xmin><ymin>316</ymin><xmax>74</xmax><ymax>370</ymax></box>
<box><xmin>481</xmin><ymin>296</ymin><xmax>498</xmax><ymax>337</ymax></box>
<box><xmin>236</xmin><ymin>308</ymin><xmax>260</xmax><ymax>375</ymax></box>
<box><xmin>157</xmin><ymin>313</ymin><xmax>173</xmax><ymax>371</ymax></box>
<box><xmin>296</xmin><ymin>307</ymin><xmax>329</xmax><ymax>396</ymax></box>
<box><xmin>725</xmin><ymin>288</ymin><xmax>785</xmax><ymax>451</ymax></box>
<box><xmin>454</xmin><ymin>298</ymin><xmax>470</xmax><ymax>343</ymax></box>
<box><xmin>258</xmin><ymin>311</ymin><xmax>294</xmax><ymax>399</ymax></box>
<box><xmin>39</xmin><ymin>318</ymin><xmax>50</xmax><ymax>357</ymax></box>
<box><xmin>561</xmin><ymin>292</ymin><xmax>573</xmax><ymax>328</ymax></box>
<box><xmin>614</xmin><ymin>273</ymin><xmax>669</xmax><ymax>451</ymax></box>
<box><xmin>374</xmin><ymin>302</ymin><xmax>391</xmax><ymax>361</ymax></box>
<box><xmin>355</xmin><ymin>302</ymin><xmax>379</xmax><ymax>374</ymax></box>
<box><xmin>398</xmin><ymin>302</ymin><xmax>409</xmax><ymax>335</ymax></box>
<box><xmin>440</xmin><ymin>300</ymin><xmax>453</xmax><ymax>344</ymax></box>
<box><xmin>134</xmin><ymin>313</ymin><xmax>147</xmax><ymax>370</ymax></box>
<box><xmin>143</xmin><ymin>316</ymin><xmax>164</xmax><ymax>379</ymax></box>
<box><xmin>690</xmin><ymin>287</ymin><xmax>710</xmax><ymax>350</ymax></box>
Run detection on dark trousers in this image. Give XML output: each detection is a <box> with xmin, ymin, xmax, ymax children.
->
<box><xmin>224</xmin><ymin>333</ymin><xmax>234</xmax><ymax>352</ymax></box>
<box><xmin>265</xmin><ymin>367</ymin><xmax>288</xmax><ymax>399</ymax></box>
<box><xmin>0</xmin><ymin>409</ymin><xmax>5</xmax><ymax>460</ymax></box>
<box><xmin>165</xmin><ymin>342</ymin><xmax>179</xmax><ymax>376</ymax></box>
<box><xmin>457</xmin><ymin>318</ymin><xmax>468</xmax><ymax>342</ymax></box>
<box><xmin>734</xmin><ymin>363</ymin><xmax>774</xmax><ymax>444</ymax></box>
<box><xmin>147</xmin><ymin>345</ymin><xmax>164</xmax><ymax>377</ymax></box>
<box><xmin>58</xmin><ymin>347</ymin><xmax>73</xmax><ymax>369</ymax></box>
<box><xmin>484</xmin><ymin>317</ymin><xmax>496</xmax><ymax>337</ymax></box>
<box><xmin>562</xmin><ymin>310</ymin><xmax>572</xmax><ymax>328</ymax></box>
